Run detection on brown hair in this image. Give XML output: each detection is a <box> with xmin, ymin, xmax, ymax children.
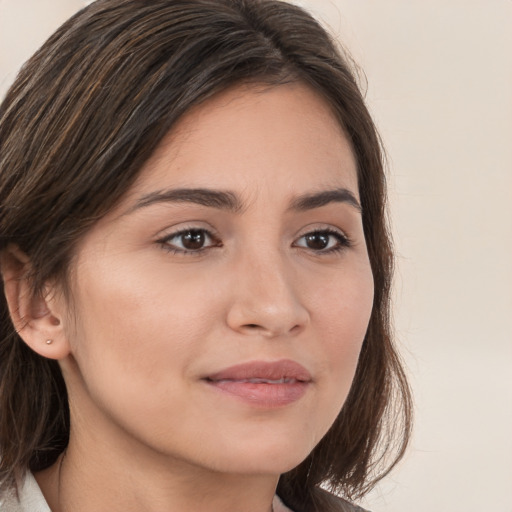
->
<box><xmin>0</xmin><ymin>0</ymin><xmax>412</xmax><ymax>510</ymax></box>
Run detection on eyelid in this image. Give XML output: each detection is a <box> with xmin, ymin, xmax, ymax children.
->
<box><xmin>293</xmin><ymin>226</ymin><xmax>352</xmax><ymax>253</ymax></box>
<box><xmin>294</xmin><ymin>223</ymin><xmax>350</xmax><ymax>240</ymax></box>
<box><xmin>155</xmin><ymin>221</ymin><xmax>219</xmax><ymax>240</ymax></box>
<box><xmin>155</xmin><ymin>222</ymin><xmax>352</xmax><ymax>256</ymax></box>
<box><xmin>156</xmin><ymin>224</ymin><xmax>222</xmax><ymax>254</ymax></box>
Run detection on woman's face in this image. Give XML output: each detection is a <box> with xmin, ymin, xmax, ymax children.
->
<box><xmin>58</xmin><ymin>82</ymin><xmax>374</xmax><ymax>476</ymax></box>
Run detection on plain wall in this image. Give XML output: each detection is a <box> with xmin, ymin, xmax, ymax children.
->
<box><xmin>1</xmin><ymin>1</ymin><xmax>511</xmax><ymax>511</ymax></box>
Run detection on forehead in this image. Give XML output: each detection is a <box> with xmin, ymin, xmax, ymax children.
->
<box><xmin>125</xmin><ymin>82</ymin><xmax>358</xmax><ymax>206</ymax></box>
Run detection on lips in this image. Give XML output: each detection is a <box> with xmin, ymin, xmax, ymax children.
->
<box><xmin>204</xmin><ymin>359</ymin><xmax>312</xmax><ymax>407</ymax></box>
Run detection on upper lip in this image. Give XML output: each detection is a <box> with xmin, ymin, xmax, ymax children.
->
<box><xmin>205</xmin><ymin>359</ymin><xmax>312</xmax><ymax>382</ymax></box>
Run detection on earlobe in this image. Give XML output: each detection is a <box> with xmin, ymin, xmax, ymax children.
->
<box><xmin>0</xmin><ymin>245</ymin><xmax>70</xmax><ymax>360</ymax></box>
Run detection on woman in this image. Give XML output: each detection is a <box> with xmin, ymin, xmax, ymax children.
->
<box><xmin>0</xmin><ymin>1</ymin><xmax>412</xmax><ymax>511</ymax></box>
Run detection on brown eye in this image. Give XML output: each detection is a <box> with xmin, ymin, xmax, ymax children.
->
<box><xmin>294</xmin><ymin>229</ymin><xmax>350</xmax><ymax>253</ymax></box>
<box><xmin>181</xmin><ymin>230</ymin><xmax>206</xmax><ymax>250</ymax></box>
<box><xmin>304</xmin><ymin>233</ymin><xmax>330</xmax><ymax>250</ymax></box>
<box><xmin>160</xmin><ymin>228</ymin><xmax>220</xmax><ymax>254</ymax></box>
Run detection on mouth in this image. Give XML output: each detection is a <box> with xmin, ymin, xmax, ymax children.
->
<box><xmin>214</xmin><ymin>377</ymin><xmax>299</xmax><ymax>384</ymax></box>
<box><xmin>203</xmin><ymin>359</ymin><xmax>312</xmax><ymax>408</ymax></box>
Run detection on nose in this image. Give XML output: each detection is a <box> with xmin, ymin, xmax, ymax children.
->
<box><xmin>225</xmin><ymin>250</ymin><xmax>310</xmax><ymax>338</ymax></box>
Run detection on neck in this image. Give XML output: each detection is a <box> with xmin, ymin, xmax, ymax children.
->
<box><xmin>36</xmin><ymin>442</ymin><xmax>278</xmax><ymax>512</ymax></box>
<box><xmin>35</xmin><ymin>403</ymin><xmax>279</xmax><ymax>512</ymax></box>
<box><xmin>34</xmin><ymin>358</ymin><xmax>283</xmax><ymax>512</ymax></box>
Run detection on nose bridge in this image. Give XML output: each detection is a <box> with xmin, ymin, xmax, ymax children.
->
<box><xmin>226</xmin><ymin>239</ymin><xmax>309</xmax><ymax>337</ymax></box>
<box><xmin>247</xmin><ymin>246</ymin><xmax>292</xmax><ymax>303</ymax></box>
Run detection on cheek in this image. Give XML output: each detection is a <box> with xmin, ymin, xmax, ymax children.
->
<box><xmin>309</xmin><ymin>260</ymin><xmax>374</xmax><ymax>392</ymax></box>
<box><xmin>67</xmin><ymin>258</ymin><xmax>221</xmax><ymax>397</ymax></box>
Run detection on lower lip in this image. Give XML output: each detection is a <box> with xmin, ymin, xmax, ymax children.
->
<box><xmin>205</xmin><ymin>380</ymin><xmax>309</xmax><ymax>408</ymax></box>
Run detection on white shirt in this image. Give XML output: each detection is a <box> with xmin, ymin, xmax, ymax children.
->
<box><xmin>0</xmin><ymin>472</ymin><xmax>294</xmax><ymax>512</ymax></box>
<box><xmin>0</xmin><ymin>473</ymin><xmax>49</xmax><ymax>512</ymax></box>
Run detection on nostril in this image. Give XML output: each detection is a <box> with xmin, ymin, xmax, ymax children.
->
<box><xmin>290</xmin><ymin>324</ymin><xmax>302</xmax><ymax>334</ymax></box>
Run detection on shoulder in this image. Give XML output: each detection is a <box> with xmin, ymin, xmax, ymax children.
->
<box><xmin>0</xmin><ymin>473</ymin><xmax>50</xmax><ymax>512</ymax></box>
<box><xmin>0</xmin><ymin>487</ymin><xmax>22</xmax><ymax>512</ymax></box>
<box><xmin>312</xmin><ymin>488</ymin><xmax>371</xmax><ymax>512</ymax></box>
<box><xmin>278</xmin><ymin>488</ymin><xmax>371</xmax><ymax>512</ymax></box>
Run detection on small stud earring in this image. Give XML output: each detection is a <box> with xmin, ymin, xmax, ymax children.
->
<box><xmin>45</xmin><ymin>339</ymin><xmax>53</xmax><ymax>345</ymax></box>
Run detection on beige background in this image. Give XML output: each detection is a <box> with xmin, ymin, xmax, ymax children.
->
<box><xmin>1</xmin><ymin>1</ymin><xmax>511</xmax><ymax>511</ymax></box>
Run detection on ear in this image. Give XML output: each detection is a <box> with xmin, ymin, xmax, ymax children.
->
<box><xmin>0</xmin><ymin>245</ymin><xmax>71</xmax><ymax>360</ymax></box>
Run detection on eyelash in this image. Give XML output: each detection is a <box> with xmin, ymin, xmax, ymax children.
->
<box><xmin>294</xmin><ymin>228</ymin><xmax>351</xmax><ymax>254</ymax></box>
<box><xmin>158</xmin><ymin>228</ymin><xmax>222</xmax><ymax>255</ymax></box>
<box><xmin>157</xmin><ymin>227</ymin><xmax>351</xmax><ymax>256</ymax></box>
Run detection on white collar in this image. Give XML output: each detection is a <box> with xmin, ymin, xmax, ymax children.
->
<box><xmin>1</xmin><ymin>473</ymin><xmax>293</xmax><ymax>512</ymax></box>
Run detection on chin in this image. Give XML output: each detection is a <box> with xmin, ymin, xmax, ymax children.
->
<box><xmin>196</xmin><ymin>433</ymin><xmax>317</xmax><ymax>476</ymax></box>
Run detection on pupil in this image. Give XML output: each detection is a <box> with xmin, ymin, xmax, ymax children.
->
<box><xmin>306</xmin><ymin>233</ymin><xmax>329</xmax><ymax>250</ymax></box>
<box><xmin>182</xmin><ymin>230</ymin><xmax>205</xmax><ymax>250</ymax></box>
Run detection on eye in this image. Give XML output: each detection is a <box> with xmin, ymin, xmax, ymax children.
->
<box><xmin>294</xmin><ymin>228</ymin><xmax>350</xmax><ymax>253</ymax></box>
<box><xmin>158</xmin><ymin>228</ymin><xmax>220</xmax><ymax>254</ymax></box>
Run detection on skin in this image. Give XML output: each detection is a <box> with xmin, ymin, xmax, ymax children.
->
<box><xmin>5</xmin><ymin>82</ymin><xmax>374</xmax><ymax>512</ymax></box>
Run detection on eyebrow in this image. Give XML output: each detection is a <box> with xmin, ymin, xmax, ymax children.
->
<box><xmin>288</xmin><ymin>188</ymin><xmax>362</xmax><ymax>213</ymax></box>
<box><xmin>129</xmin><ymin>186</ymin><xmax>361</xmax><ymax>214</ymax></box>
<box><xmin>129</xmin><ymin>188</ymin><xmax>243</xmax><ymax>213</ymax></box>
